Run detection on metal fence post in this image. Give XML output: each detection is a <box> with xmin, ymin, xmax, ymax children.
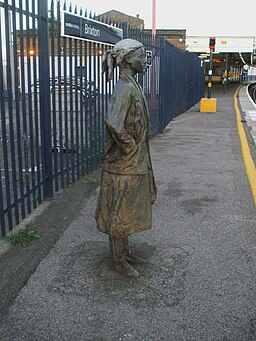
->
<box><xmin>38</xmin><ymin>0</ymin><xmax>53</xmax><ymax>198</ymax></box>
<box><xmin>159</xmin><ymin>37</ymin><xmax>166</xmax><ymax>133</ymax></box>
<box><xmin>121</xmin><ymin>22</ymin><xmax>128</xmax><ymax>39</ymax></box>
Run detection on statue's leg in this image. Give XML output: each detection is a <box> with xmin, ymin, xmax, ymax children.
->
<box><xmin>109</xmin><ymin>236</ymin><xmax>114</xmax><ymax>256</ymax></box>
<box><xmin>123</xmin><ymin>236</ymin><xmax>146</xmax><ymax>265</ymax></box>
<box><xmin>109</xmin><ymin>236</ymin><xmax>139</xmax><ymax>278</ymax></box>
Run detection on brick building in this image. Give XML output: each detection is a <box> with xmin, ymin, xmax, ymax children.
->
<box><xmin>97</xmin><ymin>10</ymin><xmax>186</xmax><ymax>50</ymax></box>
<box><xmin>96</xmin><ymin>10</ymin><xmax>144</xmax><ymax>30</ymax></box>
<box><xmin>144</xmin><ymin>29</ymin><xmax>186</xmax><ymax>49</ymax></box>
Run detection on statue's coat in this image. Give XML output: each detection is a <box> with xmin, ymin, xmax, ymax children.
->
<box><xmin>95</xmin><ymin>69</ymin><xmax>157</xmax><ymax>237</ymax></box>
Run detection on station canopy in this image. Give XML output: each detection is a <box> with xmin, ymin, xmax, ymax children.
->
<box><xmin>186</xmin><ymin>35</ymin><xmax>256</xmax><ymax>66</ymax></box>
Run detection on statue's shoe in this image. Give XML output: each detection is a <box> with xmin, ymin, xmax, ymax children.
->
<box><xmin>125</xmin><ymin>250</ymin><xmax>146</xmax><ymax>265</ymax></box>
<box><xmin>116</xmin><ymin>259</ymin><xmax>140</xmax><ymax>278</ymax></box>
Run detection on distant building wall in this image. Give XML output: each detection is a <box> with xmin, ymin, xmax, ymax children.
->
<box><xmin>97</xmin><ymin>10</ymin><xmax>144</xmax><ymax>29</ymax></box>
<box><xmin>96</xmin><ymin>11</ymin><xmax>186</xmax><ymax>50</ymax></box>
<box><xmin>144</xmin><ymin>29</ymin><xmax>186</xmax><ymax>49</ymax></box>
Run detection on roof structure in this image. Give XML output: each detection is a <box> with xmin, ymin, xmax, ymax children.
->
<box><xmin>187</xmin><ymin>35</ymin><xmax>255</xmax><ymax>53</ymax></box>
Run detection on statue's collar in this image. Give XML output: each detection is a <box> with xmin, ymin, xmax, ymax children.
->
<box><xmin>120</xmin><ymin>69</ymin><xmax>141</xmax><ymax>91</ymax></box>
<box><xmin>120</xmin><ymin>69</ymin><xmax>149</xmax><ymax>118</ymax></box>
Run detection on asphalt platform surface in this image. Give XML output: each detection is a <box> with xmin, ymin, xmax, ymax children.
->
<box><xmin>1</xmin><ymin>84</ymin><xmax>256</xmax><ymax>341</ymax></box>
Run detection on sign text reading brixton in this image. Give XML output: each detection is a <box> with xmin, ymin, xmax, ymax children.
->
<box><xmin>61</xmin><ymin>11</ymin><xmax>123</xmax><ymax>45</ymax></box>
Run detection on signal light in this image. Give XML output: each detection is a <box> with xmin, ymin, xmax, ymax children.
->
<box><xmin>209</xmin><ymin>37</ymin><xmax>216</xmax><ymax>52</ymax></box>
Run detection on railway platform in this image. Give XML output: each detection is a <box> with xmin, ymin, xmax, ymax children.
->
<box><xmin>0</xmin><ymin>83</ymin><xmax>256</xmax><ymax>341</ymax></box>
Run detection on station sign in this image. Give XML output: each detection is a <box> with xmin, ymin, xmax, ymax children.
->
<box><xmin>61</xmin><ymin>11</ymin><xmax>123</xmax><ymax>45</ymax></box>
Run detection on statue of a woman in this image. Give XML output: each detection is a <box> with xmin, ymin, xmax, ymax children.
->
<box><xmin>95</xmin><ymin>38</ymin><xmax>157</xmax><ymax>278</ymax></box>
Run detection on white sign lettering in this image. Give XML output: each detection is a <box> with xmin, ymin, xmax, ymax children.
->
<box><xmin>84</xmin><ymin>24</ymin><xmax>100</xmax><ymax>37</ymax></box>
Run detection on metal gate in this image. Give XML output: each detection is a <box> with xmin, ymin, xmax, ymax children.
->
<box><xmin>0</xmin><ymin>0</ymin><xmax>119</xmax><ymax>236</ymax></box>
<box><xmin>159</xmin><ymin>39</ymin><xmax>205</xmax><ymax>129</ymax></box>
<box><xmin>0</xmin><ymin>0</ymin><xmax>204</xmax><ymax>237</ymax></box>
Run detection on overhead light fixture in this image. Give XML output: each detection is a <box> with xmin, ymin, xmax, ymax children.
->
<box><xmin>199</xmin><ymin>54</ymin><xmax>210</xmax><ymax>58</ymax></box>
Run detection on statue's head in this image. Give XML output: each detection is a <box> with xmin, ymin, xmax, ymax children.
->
<box><xmin>102</xmin><ymin>39</ymin><xmax>145</xmax><ymax>81</ymax></box>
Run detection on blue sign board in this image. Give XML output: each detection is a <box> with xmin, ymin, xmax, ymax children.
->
<box><xmin>61</xmin><ymin>11</ymin><xmax>123</xmax><ymax>45</ymax></box>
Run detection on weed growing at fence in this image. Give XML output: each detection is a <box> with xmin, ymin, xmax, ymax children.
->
<box><xmin>82</xmin><ymin>177</ymin><xmax>100</xmax><ymax>185</ymax></box>
<box><xmin>5</xmin><ymin>229</ymin><xmax>40</xmax><ymax>246</ymax></box>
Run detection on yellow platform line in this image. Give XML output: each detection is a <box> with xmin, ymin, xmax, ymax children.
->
<box><xmin>234</xmin><ymin>86</ymin><xmax>256</xmax><ymax>204</ymax></box>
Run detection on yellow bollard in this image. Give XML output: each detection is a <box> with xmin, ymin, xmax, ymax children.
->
<box><xmin>200</xmin><ymin>97</ymin><xmax>217</xmax><ymax>113</ymax></box>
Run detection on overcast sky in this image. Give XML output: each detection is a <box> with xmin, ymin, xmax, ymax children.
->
<box><xmin>68</xmin><ymin>0</ymin><xmax>256</xmax><ymax>37</ymax></box>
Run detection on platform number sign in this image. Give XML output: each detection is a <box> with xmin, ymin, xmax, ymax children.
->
<box><xmin>146</xmin><ymin>50</ymin><xmax>152</xmax><ymax>66</ymax></box>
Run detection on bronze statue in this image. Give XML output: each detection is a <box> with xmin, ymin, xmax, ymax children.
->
<box><xmin>95</xmin><ymin>39</ymin><xmax>157</xmax><ymax>278</ymax></box>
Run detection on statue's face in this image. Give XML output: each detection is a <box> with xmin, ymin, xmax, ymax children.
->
<box><xmin>129</xmin><ymin>47</ymin><xmax>146</xmax><ymax>74</ymax></box>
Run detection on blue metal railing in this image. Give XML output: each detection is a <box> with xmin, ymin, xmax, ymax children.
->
<box><xmin>0</xmin><ymin>0</ymin><xmax>204</xmax><ymax>236</ymax></box>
